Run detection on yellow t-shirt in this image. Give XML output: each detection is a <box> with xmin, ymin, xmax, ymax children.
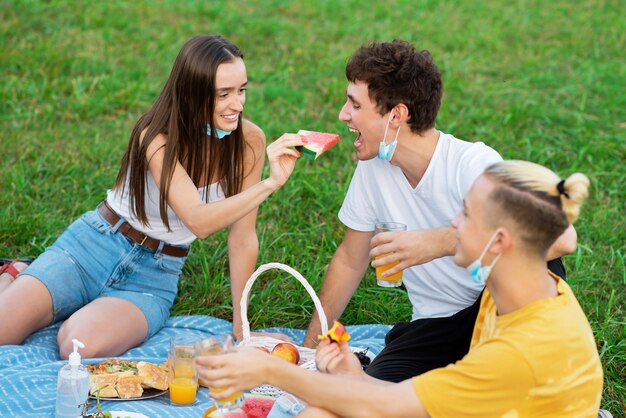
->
<box><xmin>412</xmin><ymin>273</ymin><xmax>603</xmax><ymax>417</ymax></box>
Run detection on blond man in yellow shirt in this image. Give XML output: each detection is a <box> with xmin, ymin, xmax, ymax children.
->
<box><xmin>198</xmin><ymin>160</ymin><xmax>604</xmax><ymax>417</ymax></box>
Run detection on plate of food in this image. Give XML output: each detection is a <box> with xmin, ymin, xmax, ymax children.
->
<box><xmin>87</xmin><ymin>359</ymin><xmax>168</xmax><ymax>401</ymax></box>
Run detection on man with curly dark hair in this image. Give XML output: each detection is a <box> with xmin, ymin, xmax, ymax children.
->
<box><xmin>302</xmin><ymin>39</ymin><xmax>576</xmax><ymax>382</ymax></box>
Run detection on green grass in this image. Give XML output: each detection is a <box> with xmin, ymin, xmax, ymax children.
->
<box><xmin>1</xmin><ymin>0</ymin><xmax>624</xmax><ymax>414</ymax></box>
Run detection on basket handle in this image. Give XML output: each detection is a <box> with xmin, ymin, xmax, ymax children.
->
<box><xmin>240</xmin><ymin>263</ymin><xmax>329</xmax><ymax>343</ymax></box>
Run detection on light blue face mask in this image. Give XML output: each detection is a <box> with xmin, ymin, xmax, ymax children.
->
<box><xmin>466</xmin><ymin>229</ymin><xmax>502</xmax><ymax>285</ymax></box>
<box><xmin>377</xmin><ymin>112</ymin><xmax>401</xmax><ymax>161</ymax></box>
<box><xmin>207</xmin><ymin>124</ymin><xmax>232</xmax><ymax>139</ymax></box>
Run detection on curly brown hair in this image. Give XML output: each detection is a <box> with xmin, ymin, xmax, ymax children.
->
<box><xmin>345</xmin><ymin>39</ymin><xmax>442</xmax><ymax>134</ymax></box>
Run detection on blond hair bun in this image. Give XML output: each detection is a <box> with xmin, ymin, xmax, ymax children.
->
<box><xmin>559</xmin><ymin>172</ymin><xmax>590</xmax><ymax>223</ymax></box>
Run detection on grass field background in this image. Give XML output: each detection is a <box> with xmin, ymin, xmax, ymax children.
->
<box><xmin>1</xmin><ymin>0</ymin><xmax>624</xmax><ymax>413</ymax></box>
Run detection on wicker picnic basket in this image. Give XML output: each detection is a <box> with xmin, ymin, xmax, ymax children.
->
<box><xmin>239</xmin><ymin>262</ymin><xmax>329</xmax><ymax>397</ymax></box>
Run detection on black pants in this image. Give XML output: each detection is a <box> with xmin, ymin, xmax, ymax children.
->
<box><xmin>365</xmin><ymin>291</ymin><xmax>482</xmax><ymax>382</ymax></box>
<box><xmin>366</xmin><ymin>258</ymin><xmax>567</xmax><ymax>382</ymax></box>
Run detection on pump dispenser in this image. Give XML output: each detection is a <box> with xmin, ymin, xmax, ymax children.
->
<box><xmin>55</xmin><ymin>339</ymin><xmax>90</xmax><ymax>418</ymax></box>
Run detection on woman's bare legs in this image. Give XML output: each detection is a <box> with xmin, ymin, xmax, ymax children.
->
<box><xmin>0</xmin><ymin>273</ymin><xmax>149</xmax><ymax>358</ymax></box>
<box><xmin>0</xmin><ymin>274</ymin><xmax>54</xmax><ymax>344</ymax></box>
<box><xmin>57</xmin><ymin>297</ymin><xmax>149</xmax><ymax>359</ymax></box>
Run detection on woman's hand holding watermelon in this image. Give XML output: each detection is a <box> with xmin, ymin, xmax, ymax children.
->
<box><xmin>263</xmin><ymin>133</ymin><xmax>304</xmax><ymax>191</ymax></box>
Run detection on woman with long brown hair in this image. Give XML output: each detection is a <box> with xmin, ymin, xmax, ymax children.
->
<box><xmin>0</xmin><ymin>34</ymin><xmax>304</xmax><ymax>358</ymax></box>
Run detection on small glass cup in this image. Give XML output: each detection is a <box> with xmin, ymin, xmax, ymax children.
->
<box><xmin>374</xmin><ymin>222</ymin><xmax>408</xmax><ymax>287</ymax></box>
<box><xmin>168</xmin><ymin>334</ymin><xmax>199</xmax><ymax>406</ymax></box>
<box><xmin>196</xmin><ymin>334</ymin><xmax>245</xmax><ymax>412</ymax></box>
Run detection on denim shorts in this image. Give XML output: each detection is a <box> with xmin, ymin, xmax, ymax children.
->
<box><xmin>22</xmin><ymin>208</ymin><xmax>188</xmax><ymax>339</ymax></box>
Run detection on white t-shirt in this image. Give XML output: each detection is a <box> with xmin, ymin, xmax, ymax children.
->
<box><xmin>106</xmin><ymin>171</ymin><xmax>224</xmax><ymax>246</ymax></box>
<box><xmin>339</xmin><ymin>131</ymin><xmax>502</xmax><ymax>319</ymax></box>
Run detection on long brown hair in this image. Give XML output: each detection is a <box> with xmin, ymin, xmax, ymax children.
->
<box><xmin>114</xmin><ymin>35</ymin><xmax>246</xmax><ymax>230</ymax></box>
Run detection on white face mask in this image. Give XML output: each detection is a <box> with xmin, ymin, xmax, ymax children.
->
<box><xmin>377</xmin><ymin>112</ymin><xmax>400</xmax><ymax>161</ymax></box>
<box><xmin>466</xmin><ymin>229</ymin><xmax>502</xmax><ymax>285</ymax></box>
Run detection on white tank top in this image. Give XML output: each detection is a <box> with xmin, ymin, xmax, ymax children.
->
<box><xmin>106</xmin><ymin>171</ymin><xmax>224</xmax><ymax>245</ymax></box>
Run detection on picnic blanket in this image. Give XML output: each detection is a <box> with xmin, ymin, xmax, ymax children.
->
<box><xmin>0</xmin><ymin>316</ymin><xmax>390</xmax><ymax>418</ymax></box>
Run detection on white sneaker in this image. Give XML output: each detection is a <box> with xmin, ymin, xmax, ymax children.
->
<box><xmin>598</xmin><ymin>409</ymin><xmax>613</xmax><ymax>418</ymax></box>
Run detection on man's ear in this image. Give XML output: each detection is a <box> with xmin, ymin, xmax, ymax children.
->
<box><xmin>491</xmin><ymin>228</ymin><xmax>513</xmax><ymax>254</ymax></box>
<box><xmin>390</xmin><ymin>103</ymin><xmax>410</xmax><ymax>127</ymax></box>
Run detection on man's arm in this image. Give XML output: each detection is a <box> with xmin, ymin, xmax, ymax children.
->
<box><xmin>370</xmin><ymin>227</ymin><xmax>456</xmax><ymax>277</ymax></box>
<box><xmin>547</xmin><ymin>224</ymin><xmax>577</xmax><ymax>260</ymax></box>
<box><xmin>265</xmin><ymin>364</ymin><xmax>427</xmax><ymax>418</ymax></box>
<box><xmin>302</xmin><ymin>228</ymin><xmax>373</xmax><ymax>348</ymax></box>
<box><xmin>198</xmin><ymin>347</ymin><xmax>428</xmax><ymax>418</ymax></box>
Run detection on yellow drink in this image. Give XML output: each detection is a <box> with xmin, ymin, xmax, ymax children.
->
<box><xmin>375</xmin><ymin>254</ymin><xmax>402</xmax><ymax>281</ymax></box>
<box><xmin>375</xmin><ymin>253</ymin><xmax>403</xmax><ymax>286</ymax></box>
<box><xmin>174</xmin><ymin>363</ymin><xmax>195</xmax><ymax>379</ymax></box>
<box><xmin>196</xmin><ymin>335</ymin><xmax>244</xmax><ymax>411</ymax></box>
<box><xmin>210</xmin><ymin>386</ymin><xmax>244</xmax><ymax>404</ymax></box>
<box><xmin>373</xmin><ymin>222</ymin><xmax>407</xmax><ymax>288</ymax></box>
<box><xmin>169</xmin><ymin>377</ymin><xmax>197</xmax><ymax>404</ymax></box>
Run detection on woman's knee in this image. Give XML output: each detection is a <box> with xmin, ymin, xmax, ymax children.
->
<box><xmin>57</xmin><ymin>321</ymin><xmax>104</xmax><ymax>359</ymax></box>
<box><xmin>57</xmin><ymin>305</ymin><xmax>147</xmax><ymax>359</ymax></box>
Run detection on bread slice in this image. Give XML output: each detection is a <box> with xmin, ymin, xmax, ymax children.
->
<box><xmin>137</xmin><ymin>361</ymin><xmax>168</xmax><ymax>390</ymax></box>
<box><xmin>89</xmin><ymin>373</ymin><xmax>118</xmax><ymax>398</ymax></box>
<box><xmin>116</xmin><ymin>375</ymin><xmax>144</xmax><ymax>399</ymax></box>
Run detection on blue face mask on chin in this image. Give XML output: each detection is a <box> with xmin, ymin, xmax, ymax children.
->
<box><xmin>378</xmin><ymin>140</ymin><xmax>397</xmax><ymax>161</ymax></box>
<box><xmin>377</xmin><ymin>112</ymin><xmax>400</xmax><ymax>161</ymax></box>
<box><xmin>465</xmin><ymin>229</ymin><xmax>502</xmax><ymax>285</ymax></box>
<box><xmin>207</xmin><ymin>124</ymin><xmax>232</xmax><ymax>139</ymax></box>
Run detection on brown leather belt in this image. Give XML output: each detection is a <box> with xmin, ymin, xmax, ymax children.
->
<box><xmin>98</xmin><ymin>201</ymin><xmax>189</xmax><ymax>258</ymax></box>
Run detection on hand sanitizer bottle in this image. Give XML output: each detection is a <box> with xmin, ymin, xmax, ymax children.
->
<box><xmin>55</xmin><ymin>339</ymin><xmax>90</xmax><ymax>418</ymax></box>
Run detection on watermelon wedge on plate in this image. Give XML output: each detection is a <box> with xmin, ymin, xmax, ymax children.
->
<box><xmin>203</xmin><ymin>394</ymin><xmax>276</xmax><ymax>418</ymax></box>
<box><xmin>296</xmin><ymin>130</ymin><xmax>340</xmax><ymax>160</ymax></box>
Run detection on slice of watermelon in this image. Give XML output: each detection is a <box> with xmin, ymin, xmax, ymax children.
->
<box><xmin>242</xmin><ymin>395</ymin><xmax>276</xmax><ymax>418</ymax></box>
<box><xmin>297</xmin><ymin>130</ymin><xmax>340</xmax><ymax>160</ymax></box>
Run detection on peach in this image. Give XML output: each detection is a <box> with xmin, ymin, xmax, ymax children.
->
<box><xmin>270</xmin><ymin>343</ymin><xmax>300</xmax><ymax>364</ymax></box>
<box><xmin>318</xmin><ymin>320</ymin><xmax>351</xmax><ymax>343</ymax></box>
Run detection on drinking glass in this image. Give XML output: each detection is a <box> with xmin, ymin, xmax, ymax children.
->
<box><xmin>168</xmin><ymin>334</ymin><xmax>199</xmax><ymax>405</ymax></box>
<box><xmin>196</xmin><ymin>334</ymin><xmax>245</xmax><ymax>412</ymax></box>
<box><xmin>374</xmin><ymin>222</ymin><xmax>408</xmax><ymax>287</ymax></box>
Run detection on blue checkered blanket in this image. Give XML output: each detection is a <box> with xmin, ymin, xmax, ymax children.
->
<box><xmin>0</xmin><ymin>316</ymin><xmax>390</xmax><ymax>417</ymax></box>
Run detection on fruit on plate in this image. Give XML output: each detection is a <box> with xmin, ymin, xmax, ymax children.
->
<box><xmin>270</xmin><ymin>342</ymin><xmax>300</xmax><ymax>364</ymax></box>
<box><xmin>203</xmin><ymin>398</ymin><xmax>275</xmax><ymax>418</ymax></box>
<box><xmin>203</xmin><ymin>394</ymin><xmax>276</xmax><ymax>418</ymax></box>
<box><xmin>242</xmin><ymin>395</ymin><xmax>276</xmax><ymax>418</ymax></box>
<box><xmin>296</xmin><ymin>130</ymin><xmax>340</xmax><ymax>160</ymax></box>
<box><xmin>318</xmin><ymin>320</ymin><xmax>351</xmax><ymax>343</ymax></box>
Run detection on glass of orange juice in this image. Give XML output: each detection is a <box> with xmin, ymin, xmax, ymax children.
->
<box><xmin>374</xmin><ymin>222</ymin><xmax>407</xmax><ymax>287</ymax></box>
<box><xmin>168</xmin><ymin>334</ymin><xmax>199</xmax><ymax>406</ymax></box>
<box><xmin>195</xmin><ymin>334</ymin><xmax>245</xmax><ymax>412</ymax></box>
